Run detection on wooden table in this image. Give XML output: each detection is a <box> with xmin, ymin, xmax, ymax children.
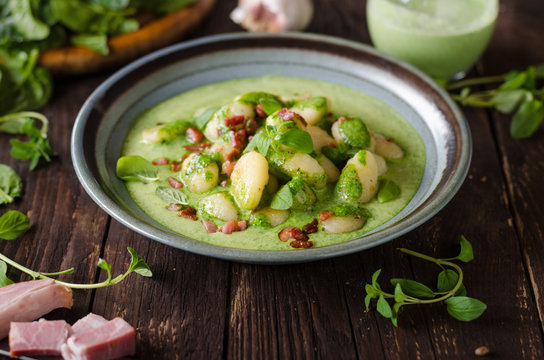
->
<box><xmin>1</xmin><ymin>0</ymin><xmax>543</xmax><ymax>358</ymax></box>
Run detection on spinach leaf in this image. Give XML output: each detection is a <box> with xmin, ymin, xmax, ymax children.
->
<box><xmin>0</xmin><ymin>210</ymin><xmax>30</xmax><ymax>240</ymax></box>
<box><xmin>0</xmin><ymin>164</ymin><xmax>22</xmax><ymax>205</ymax></box>
<box><xmin>116</xmin><ymin>155</ymin><xmax>159</xmax><ymax>183</ymax></box>
<box><xmin>8</xmin><ymin>0</ymin><xmax>50</xmax><ymax>41</ymax></box>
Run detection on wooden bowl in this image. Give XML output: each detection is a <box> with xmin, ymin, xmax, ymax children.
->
<box><xmin>38</xmin><ymin>0</ymin><xmax>215</xmax><ymax>76</ymax></box>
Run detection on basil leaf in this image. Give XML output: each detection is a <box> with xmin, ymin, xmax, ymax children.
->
<box><xmin>510</xmin><ymin>99</ymin><xmax>544</xmax><ymax>139</ymax></box>
<box><xmin>0</xmin><ymin>260</ymin><xmax>14</xmax><ymax>287</ymax></box>
<box><xmin>456</xmin><ymin>235</ymin><xmax>474</xmax><ymax>262</ymax></box>
<box><xmin>245</xmin><ymin>132</ymin><xmax>271</xmax><ymax>156</ymax></box>
<box><xmin>97</xmin><ymin>258</ymin><xmax>112</xmax><ymax>280</ymax></box>
<box><xmin>116</xmin><ymin>155</ymin><xmax>159</xmax><ymax>183</ymax></box>
<box><xmin>500</xmin><ymin>71</ymin><xmax>527</xmax><ymax>91</ymax></box>
<box><xmin>445</xmin><ymin>296</ymin><xmax>487</xmax><ymax>322</ymax></box>
<box><xmin>0</xmin><ymin>210</ymin><xmax>30</xmax><ymax>240</ymax></box>
<box><xmin>437</xmin><ymin>269</ymin><xmax>459</xmax><ymax>293</ymax></box>
<box><xmin>237</xmin><ymin>92</ymin><xmax>284</xmax><ymax>115</ymax></box>
<box><xmin>270</xmin><ymin>184</ymin><xmax>293</xmax><ymax>210</ymax></box>
<box><xmin>279</xmin><ymin>129</ymin><xmax>313</xmax><ymax>154</ymax></box>
<box><xmin>259</xmin><ymin>97</ymin><xmax>283</xmax><ymax>115</ymax></box>
<box><xmin>127</xmin><ymin>247</ymin><xmax>153</xmax><ymax>277</ymax></box>
<box><xmin>195</xmin><ymin>106</ymin><xmax>221</xmax><ymax>130</ymax></box>
<box><xmin>155</xmin><ymin>186</ymin><xmax>188</xmax><ymax>205</ymax></box>
<box><xmin>377</xmin><ymin>179</ymin><xmax>400</xmax><ymax>203</ymax></box>
<box><xmin>390</xmin><ymin>278</ymin><xmax>435</xmax><ymax>298</ymax></box>
<box><xmin>376</xmin><ymin>294</ymin><xmax>392</xmax><ymax>318</ymax></box>
<box><xmin>393</xmin><ymin>283</ymin><xmax>408</xmax><ymax>303</ymax></box>
<box><xmin>371</xmin><ymin>269</ymin><xmax>381</xmax><ymax>288</ymax></box>
<box><xmin>0</xmin><ymin>164</ymin><xmax>23</xmax><ymax>205</ymax></box>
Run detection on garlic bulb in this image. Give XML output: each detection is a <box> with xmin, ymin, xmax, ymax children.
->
<box><xmin>230</xmin><ymin>0</ymin><xmax>314</xmax><ymax>32</ymax></box>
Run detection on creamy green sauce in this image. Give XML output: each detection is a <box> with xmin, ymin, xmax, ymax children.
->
<box><xmin>121</xmin><ymin>76</ymin><xmax>425</xmax><ymax>250</ymax></box>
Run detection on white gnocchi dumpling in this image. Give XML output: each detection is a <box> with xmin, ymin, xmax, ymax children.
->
<box><xmin>372</xmin><ymin>132</ymin><xmax>404</xmax><ymax>159</ymax></box>
<box><xmin>336</xmin><ymin>150</ymin><xmax>379</xmax><ymax>203</ymax></box>
<box><xmin>289</xmin><ymin>97</ymin><xmax>329</xmax><ymax>125</ymax></box>
<box><xmin>315</xmin><ymin>153</ymin><xmax>340</xmax><ymax>183</ymax></box>
<box><xmin>321</xmin><ymin>214</ymin><xmax>366</xmax><ymax>234</ymax></box>
<box><xmin>304</xmin><ymin>124</ymin><xmax>336</xmax><ymax>152</ymax></box>
<box><xmin>251</xmin><ymin>207</ymin><xmax>290</xmax><ymax>227</ymax></box>
<box><xmin>181</xmin><ymin>153</ymin><xmax>219</xmax><ymax>194</ymax></box>
<box><xmin>199</xmin><ymin>193</ymin><xmax>239</xmax><ymax>221</ymax></box>
<box><xmin>281</xmin><ymin>152</ymin><xmax>327</xmax><ymax>189</ymax></box>
<box><xmin>231</xmin><ymin>151</ymin><xmax>269</xmax><ymax>210</ymax></box>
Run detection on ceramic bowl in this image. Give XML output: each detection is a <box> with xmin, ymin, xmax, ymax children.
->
<box><xmin>72</xmin><ymin>33</ymin><xmax>471</xmax><ymax>264</ymax></box>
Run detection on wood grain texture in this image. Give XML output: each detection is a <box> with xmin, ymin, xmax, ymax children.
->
<box><xmin>2</xmin><ymin>0</ymin><xmax>544</xmax><ymax>359</ymax></box>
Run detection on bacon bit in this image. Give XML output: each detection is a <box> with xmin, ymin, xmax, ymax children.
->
<box><xmin>225</xmin><ymin>115</ymin><xmax>245</xmax><ymax>129</ymax></box>
<box><xmin>170</xmin><ymin>160</ymin><xmax>182</xmax><ymax>172</ymax></box>
<box><xmin>152</xmin><ymin>157</ymin><xmax>169</xmax><ymax>165</ymax></box>
<box><xmin>230</xmin><ymin>129</ymin><xmax>246</xmax><ymax>149</ymax></box>
<box><xmin>219</xmin><ymin>220</ymin><xmax>249</xmax><ymax>234</ymax></box>
<box><xmin>248</xmin><ymin>135</ymin><xmax>254</xmax><ymax>143</ymax></box>
<box><xmin>290</xmin><ymin>240</ymin><xmax>314</xmax><ymax>249</ymax></box>
<box><xmin>327</xmin><ymin>142</ymin><xmax>337</xmax><ymax>148</ymax></box>
<box><xmin>386</xmin><ymin>137</ymin><xmax>393</xmax><ymax>143</ymax></box>
<box><xmin>296</xmin><ymin>115</ymin><xmax>308</xmax><ymax>127</ymax></box>
<box><xmin>202</xmin><ymin>220</ymin><xmax>218</xmax><ymax>233</ymax></box>
<box><xmin>219</xmin><ymin>180</ymin><xmax>228</xmax><ymax>187</ymax></box>
<box><xmin>222</xmin><ymin>161</ymin><xmax>237</xmax><ymax>177</ymax></box>
<box><xmin>183</xmin><ymin>143</ymin><xmax>210</xmax><ymax>152</ymax></box>
<box><xmin>278</xmin><ymin>226</ymin><xmax>309</xmax><ymax>242</ymax></box>
<box><xmin>255</xmin><ymin>104</ymin><xmax>266</xmax><ymax>117</ymax></box>
<box><xmin>181</xmin><ymin>154</ymin><xmax>189</xmax><ymax>161</ymax></box>
<box><xmin>338</xmin><ymin>116</ymin><xmax>348</xmax><ymax>123</ymax></box>
<box><xmin>225</xmin><ymin>149</ymin><xmax>239</xmax><ymax>162</ymax></box>
<box><xmin>319</xmin><ymin>211</ymin><xmax>333</xmax><ymax>221</ymax></box>
<box><xmin>278</xmin><ymin>108</ymin><xmax>296</xmax><ymax>121</ymax></box>
<box><xmin>167</xmin><ymin>204</ymin><xmax>182</xmax><ymax>212</ymax></box>
<box><xmin>302</xmin><ymin>218</ymin><xmax>318</xmax><ymax>234</ymax></box>
<box><xmin>168</xmin><ymin>177</ymin><xmax>183</xmax><ymax>189</ymax></box>
<box><xmin>179</xmin><ymin>206</ymin><xmax>197</xmax><ymax>221</ymax></box>
<box><xmin>245</xmin><ymin>117</ymin><xmax>258</xmax><ymax>135</ymax></box>
<box><xmin>186</xmin><ymin>127</ymin><xmax>204</xmax><ymax>144</ymax></box>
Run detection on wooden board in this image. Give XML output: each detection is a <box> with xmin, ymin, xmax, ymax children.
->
<box><xmin>38</xmin><ymin>0</ymin><xmax>215</xmax><ymax>76</ymax></box>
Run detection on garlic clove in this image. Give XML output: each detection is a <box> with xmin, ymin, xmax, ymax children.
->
<box><xmin>230</xmin><ymin>0</ymin><xmax>314</xmax><ymax>32</ymax></box>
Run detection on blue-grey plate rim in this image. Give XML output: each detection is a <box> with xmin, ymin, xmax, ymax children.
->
<box><xmin>71</xmin><ymin>32</ymin><xmax>471</xmax><ymax>264</ymax></box>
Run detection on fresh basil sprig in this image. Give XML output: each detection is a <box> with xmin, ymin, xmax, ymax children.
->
<box><xmin>0</xmin><ymin>210</ymin><xmax>30</xmax><ymax>240</ymax></box>
<box><xmin>0</xmin><ymin>164</ymin><xmax>23</xmax><ymax>205</ymax></box>
<box><xmin>365</xmin><ymin>236</ymin><xmax>486</xmax><ymax>326</ymax></box>
<box><xmin>447</xmin><ymin>65</ymin><xmax>544</xmax><ymax>139</ymax></box>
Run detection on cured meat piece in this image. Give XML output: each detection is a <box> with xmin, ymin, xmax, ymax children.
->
<box><xmin>61</xmin><ymin>318</ymin><xmax>136</xmax><ymax>360</ymax></box>
<box><xmin>0</xmin><ymin>279</ymin><xmax>73</xmax><ymax>339</ymax></box>
<box><xmin>9</xmin><ymin>319</ymin><xmax>72</xmax><ymax>357</ymax></box>
<box><xmin>71</xmin><ymin>313</ymin><xmax>108</xmax><ymax>335</ymax></box>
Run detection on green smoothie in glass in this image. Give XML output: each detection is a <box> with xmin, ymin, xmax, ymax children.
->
<box><xmin>367</xmin><ymin>0</ymin><xmax>499</xmax><ymax>79</ymax></box>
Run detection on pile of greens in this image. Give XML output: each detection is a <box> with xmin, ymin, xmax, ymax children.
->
<box><xmin>0</xmin><ymin>0</ymin><xmax>195</xmax><ymax>170</ymax></box>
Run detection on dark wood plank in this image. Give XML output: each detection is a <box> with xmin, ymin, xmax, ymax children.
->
<box><xmin>93</xmin><ymin>220</ymin><xmax>230</xmax><ymax>360</ymax></box>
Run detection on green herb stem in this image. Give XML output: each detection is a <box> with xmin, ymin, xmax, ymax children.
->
<box><xmin>446</xmin><ymin>75</ymin><xmax>507</xmax><ymax>90</ymax></box>
<box><xmin>0</xmin><ymin>111</ymin><xmax>49</xmax><ymax>137</ymax></box>
<box><xmin>0</xmin><ymin>188</ymin><xmax>13</xmax><ymax>203</ymax></box>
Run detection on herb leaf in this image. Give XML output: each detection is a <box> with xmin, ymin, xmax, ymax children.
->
<box><xmin>0</xmin><ymin>164</ymin><xmax>23</xmax><ymax>205</ymax></box>
<box><xmin>278</xmin><ymin>129</ymin><xmax>313</xmax><ymax>154</ymax></box>
<box><xmin>377</xmin><ymin>179</ymin><xmax>400</xmax><ymax>203</ymax></box>
<box><xmin>390</xmin><ymin>278</ymin><xmax>435</xmax><ymax>298</ymax></box>
<box><xmin>245</xmin><ymin>131</ymin><xmax>272</xmax><ymax>156</ymax></box>
<box><xmin>510</xmin><ymin>99</ymin><xmax>544</xmax><ymax>139</ymax></box>
<box><xmin>437</xmin><ymin>269</ymin><xmax>459</xmax><ymax>293</ymax></box>
<box><xmin>116</xmin><ymin>155</ymin><xmax>159</xmax><ymax>183</ymax></box>
<box><xmin>0</xmin><ymin>260</ymin><xmax>14</xmax><ymax>287</ymax></box>
<box><xmin>0</xmin><ymin>210</ymin><xmax>30</xmax><ymax>240</ymax></box>
<box><xmin>195</xmin><ymin>106</ymin><xmax>221</xmax><ymax>130</ymax></box>
<box><xmin>155</xmin><ymin>186</ymin><xmax>188</xmax><ymax>205</ymax></box>
<box><xmin>270</xmin><ymin>184</ymin><xmax>293</xmax><ymax>210</ymax></box>
<box><xmin>127</xmin><ymin>247</ymin><xmax>153</xmax><ymax>277</ymax></box>
<box><xmin>456</xmin><ymin>235</ymin><xmax>474</xmax><ymax>262</ymax></box>
<box><xmin>376</xmin><ymin>294</ymin><xmax>392</xmax><ymax>319</ymax></box>
<box><xmin>445</xmin><ymin>296</ymin><xmax>487</xmax><ymax>322</ymax></box>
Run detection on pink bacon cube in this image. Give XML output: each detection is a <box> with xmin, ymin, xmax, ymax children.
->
<box><xmin>9</xmin><ymin>319</ymin><xmax>72</xmax><ymax>357</ymax></box>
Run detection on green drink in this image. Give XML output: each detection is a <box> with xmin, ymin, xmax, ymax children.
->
<box><xmin>367</xmin><ymin>0</ymin><xmax>498</xmax><ymax>79</ymax></box>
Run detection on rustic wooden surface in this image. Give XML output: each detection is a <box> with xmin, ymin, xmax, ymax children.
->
<box><xmin>1</xmin><ymin>0</ymin><xmax>544</xmax><ymax>358</ymax></box>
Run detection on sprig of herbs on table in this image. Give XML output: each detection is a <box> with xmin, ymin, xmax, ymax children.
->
<box><xmin>0</xmin><ymin>210</ymin><xmax>152</xmax><ymax>288</ymax></box>
<box><xmin>365</xmin><ymin>236</ymin><xmax>486</xmax><ymax>326</ymax></box>
<box><xmin>445</xmin><ymin>64</ymin><xmax>544</xmax><ymax>139</ymax></box>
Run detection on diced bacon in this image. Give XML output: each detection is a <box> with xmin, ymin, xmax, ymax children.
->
<box><xmin>278</xmin><ymin>226</ymin><xmax>309</xmax><ymax>242</ymax></box>
<box><xmin>237</xmin><ymin>220</ymin><xmax>248</xmax><ymax>231</ymax></box>
<box><xmin>245</xmin><ymin>117</ymin><xmax>258</xmax><ymax>135</ymax></box>
<box><xmin>278</xmin><ymin>108</ymin><xmax>295</xmax><ymax>121</ymax></box>
<box><xmin>225</xmin><ymin>115</ymin><xmax>245</xmax><ymax>129</ymax></box>
<box><xmin>302</xmin><ymin>219</ymin><xmax>319</xmax><ymax>234</ymax></box>
<box><xmin>71</xmin><ymin>314</ymin><xmax>108</xmax><ymax>335</ymax></box>
<box><xmin>225</xmin><ymin>149</ymin><xmax>239</xmax><ymax>162</ymax></box>
<box><xmin>183</xmin><ymin>143</ymin><xmax>210</xmax><ymax>152</ymax></box>
<box><xmin>319</xmin><ymin>211</ymin><xmax>333</xmax><ymax>221</ymax></box>
<box><xmin>152</xmin><ymin>157</ymin><xmax>169</xmax><ymax>166</ymax></box>
<box><xmin>201</xmin><ymin>220</ymin><xmax>218</xmax><ymax>233</ymax></box>
<box><xmin>222</xmin><ymin>161</ymin><xmax>237</xmax><ymax>177</ymax></box>
<box><xmin>186</xmin><ymin>127</ymin><xmax>204</xmax><ymax>144</ymax></box>
<box><xmin>61</xmin><ymin>318</ymin><xmax>136</xmax><ymax>360</ymax></box>
<box><xmin>219</xmin><ymin>220</ymin><xmax>236</xmax><ymax>234</ymax></box>
<box><xmin>179</xmin><ymin>206</ymin><xmax>197</xmax><ymax>221</ymax></box>
<box><xmin>338</xmin><ymin>116</ymin><xmax>348</xmax><ymax>123</ymax></box>
<box><xmin>230</xmin><ymin>129</ymin><xmax>246</xmax><ymax>149</ymax></box>
<box><xmin>290</xmin><ymin>240</ymin><xmax>314</xmax><ymax>249</ymax></box>
<box><xmin>9</xmin><ymin>319</ymin><xmax>72</xmax><ymax>357</ymax></box>
<box><xmin>255</xmin><ymin>104</ymin><xmax>266</xmax><ymax>117</ymax></box>
<box><xmin>170</xmin><ymin>160</ymin><xmax>182</xmax><ymax>172</ymax></box>
<box><xmin>167</xmin><ymin>204</ymin><xmax>182</xmax><ymax>212</ymax></box>
<box><xmin>326</xmin><ymin>142</ymin><xmax>337</xmax><ymax>148</ymax></box>
<box><xmin>181</xmin><ymin>154</ymin><xmax>189</xmax><ymax>161</ymax></box>
<box><xmin>168</xmin><ymin>176</ymin><xmax>183</xmax><ymax>189</ymax></box>
<box><xmin>0</xmin><ymin>279</ymin><xmax>73</xmax><ymax>340</ymax></box>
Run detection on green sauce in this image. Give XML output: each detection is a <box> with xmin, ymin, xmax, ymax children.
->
<box><xmin>121</xmin><ymin>76</ymin><xmax>426</xmax><ymax>250</ymax></box>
